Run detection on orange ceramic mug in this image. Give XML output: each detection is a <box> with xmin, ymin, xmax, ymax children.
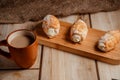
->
<box><xmin>0</xmin><ymin>29</ymin><xmax>38</xmax><ymax>68</ymax></box>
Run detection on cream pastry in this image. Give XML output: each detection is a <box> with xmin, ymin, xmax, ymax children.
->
<box><xmin>70</xmin><ymin>19</ymin><xmax>88</xmax><ymax>43</ymax></box>
<box><xmin>42</xmin><ymin>15</ymin><xmax>60</xmax><ymax>38</ymax></box>
<box><xmin>98</xmin><ymin>30</ymin><xmax>120</xmax><ymax>52</ymax></box>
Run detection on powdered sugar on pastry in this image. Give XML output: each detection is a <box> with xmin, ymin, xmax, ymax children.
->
<box><xmin>72</xmin><ymin>34</ymin><xmax>81</xmax><ymax>42</ymax></box>
<box><xmin>47</xmin><ymin>28</ymin><xmax>59</xmax><ymax>38</ymax></box>
<box><xmin>42</xmin><ymin>15</ymin><xmax>60</xmax><ymax>38</ymax></box>
<box><xmin>70</xmin><ymin>19</ymin><xmax>88</xmax><ymax>43</ymax></box>
<box><xmin>98</xmin><ymin>30</ymin><xmax>120</xmax><ymax>52</ymax></box>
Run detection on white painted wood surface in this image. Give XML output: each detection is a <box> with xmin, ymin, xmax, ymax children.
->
<box><xmin>91</xmin><ymin>9</ymin><xmax>120</xmax><ymax>80</ymax></box>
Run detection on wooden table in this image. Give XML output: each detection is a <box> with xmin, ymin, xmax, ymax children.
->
<box><xmin>0</xmin><ymin>9</ymin><xmax>120</xmax><ymax>80</ymax></box>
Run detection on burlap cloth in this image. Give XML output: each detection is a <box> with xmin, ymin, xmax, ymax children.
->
<box><xmin>0</xmin><ymin>0</ymin><xmax>120</xmax><ymax>23</ymax></box>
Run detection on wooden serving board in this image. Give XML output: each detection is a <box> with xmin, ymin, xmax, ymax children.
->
<box><xmin>34</xmin><ymin>21</ymin><xmax>120</xmax><ymax>65</ymax></box>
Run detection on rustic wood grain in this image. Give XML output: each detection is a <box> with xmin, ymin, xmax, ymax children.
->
<box><xmin>0</xmin><ymin>22</ymin><xmax>41</xmax><ymax>69</ymax></box>
<box><xmin>0</xmin><ymin>9</ymin><xmax>120</xmax><ymax>80</ymax></box>
<box><xmin>0</xmin><ymin>70</ymin><xmax>39</xmax><ymax>80</ymax></box>
<box><xmin>59</xmin><ymin>14</ymin><xmax>90</xmax><ymax>27</ymax></box>
<box><xmin>41</xmin><ymin>15</ymin><xmax>98</xmax><ymax>80</ymax></box>
<box><xmin>91</xmin><ymin>9</ymin><xmax>120</xmax><ymax>80</ymax></box>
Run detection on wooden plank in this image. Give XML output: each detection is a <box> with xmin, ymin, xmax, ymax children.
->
<box><xmin>59</xmin><ymin>14</ymin><xmax>91</xmax><ymax>27</ymax></box>
<box><xmin>0</xmin><ymin>70</ymin><xmax>39</xmax><ymax>80</ymax></box>
<box><xmin>91</xmin><ymin>9</ymin><xmax>120</xmax><ymax>80</ymax></box>
<box><xmin>41</xmin><ymin>46</ymin><xmax>98</xmax><ymax>80</ymax></box>
<box><xmin>41</xmin><ymin>15</ymin><xmax>98</xmax><ymax>80</ymax></box>
<box><xmin>0</xmin><ymin>22</ymin><xmax>41</xmax><ymax>69</ymax></box>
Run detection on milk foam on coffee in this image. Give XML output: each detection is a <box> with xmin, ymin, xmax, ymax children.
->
<box><xmin>10</xmin><ymin>35</ymin><xmax>34</xmax><ymax>48</ymax></box>
<box><xmin>8</xmin><ymin>30</ymin><xmax>35</xmax><ymax>48</ymax></box>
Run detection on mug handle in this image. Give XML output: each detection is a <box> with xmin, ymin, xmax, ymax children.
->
<box><xmin>0</xmin><ymin>40</ymin><xmax>11</xmax><ymax>59</ymax></box>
